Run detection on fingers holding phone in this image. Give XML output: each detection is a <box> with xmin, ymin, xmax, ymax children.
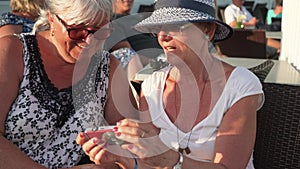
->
<box><xmin>84</xmin><ymin>126</ymin><xmax>123</xmax><ymax>145</ymax></box>
<box><xmin>76</xmin><ymin>126</ymin><xmax>123</xmax><ymax>165</ymax></box>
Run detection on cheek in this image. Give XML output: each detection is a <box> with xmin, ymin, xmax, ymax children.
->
<box><xmin>63</xmin><ymin>41</ymin><xmax>80</xmax><ymax>59</ymax></box>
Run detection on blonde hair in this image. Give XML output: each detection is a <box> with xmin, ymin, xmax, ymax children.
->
<box><xmin>33</xmin><ymin>0</ymin><xmax>113</xmax><ymax>32</ymax></box>
<box><xmin>10</xmin><ymin>0</ymin><xmax>43</xmax><ymax>17</ymax></box>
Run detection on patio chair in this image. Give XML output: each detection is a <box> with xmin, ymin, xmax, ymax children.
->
<box><xmin>253</xmin><ymin>82</ymin><xmax>300</xmax><ymax>169</ymax></box>
<box><xmin>248</xmin><ymin>59</ymin><xmax>274</xmax><ymax>82</ymax></box>
<box><xmin>137</xmin><ymin>3</ymin><xmax>155</xmax><ymax>13</ymax></box>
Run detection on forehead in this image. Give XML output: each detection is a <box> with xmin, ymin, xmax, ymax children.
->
<box><xmin>65</xmin><ymin>12</ymin><xmax>109</xmax><ymax>28</ymax></box>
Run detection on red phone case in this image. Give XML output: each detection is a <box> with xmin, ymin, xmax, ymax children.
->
<box><xmin>85</xmin><ymin>128</ymin><xmax>114</xmax><ymax>139</ymax></box>
<box><xmin>84</xmin><ymin>126</ymin><xmax>123</xmax><ymax>145</ymax></box>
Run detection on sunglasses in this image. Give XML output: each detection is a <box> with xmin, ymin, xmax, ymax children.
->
<box><xmin>55</xmin><ymin>15</ymin><xmax>113</xmax><ymax>40</ymax></box>
<box><xmin>150</xmin><ymin>23</ymin><xmax>194</xmax><ymax>37</ymax></box>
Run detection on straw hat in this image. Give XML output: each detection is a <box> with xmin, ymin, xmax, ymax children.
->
<box><xmin>135</xmin><ymin>0</ymin><xmax>233</xmax><ymax>42</ymax></box>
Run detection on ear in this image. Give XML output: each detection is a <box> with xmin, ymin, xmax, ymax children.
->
<box><xmin>47</xmin><ymin>10</ymin><xmax>54</xmax><ymax>24</ymax></box>
<box><xmin>206</xmin><ymin>23</ymin><xmax>217</xmax><ymax>41</ymax></box>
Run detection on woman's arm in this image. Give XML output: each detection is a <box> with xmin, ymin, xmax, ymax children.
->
<box><xmin>104</xmin><ymin>54</ymin><xmax>138</xmax><ymax>124</ymax></box>
<box><xmin>117</xmin><ymin>91</ymin><xmax>258</xmax><ymax>169</ymax></box>
<box><xmin>115</xmin><ymin>92</ymin><xmax>179</xmax><ymax>169</ymax></box>
<box><xmin>0</xmin><ymin>35</ymin><xmax>47</xmax><ymax>169</ymax></box>
<box><xmin>213</xmin><ymin>94</ymin><xmax>258</xmax><ymax>169</ymax></box>
<box><xmin>182</xmin><ymin>94</ymin><xmax>259</xmax><ymax>169</ymax></box>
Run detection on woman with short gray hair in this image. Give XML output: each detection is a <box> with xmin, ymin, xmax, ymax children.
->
<box><xmin>0</xmin><ymin>0</ymin><xmax>137</xmax><ymax>168</ymax></box>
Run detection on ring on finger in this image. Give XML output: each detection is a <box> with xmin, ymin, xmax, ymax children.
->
<box><xmin>141</xmin><ymin>131</ymin><xmax>145</xmax><ymax>138</ymax></box>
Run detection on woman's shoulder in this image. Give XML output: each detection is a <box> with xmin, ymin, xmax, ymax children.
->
<box><xmin>0</xmin><ymin>35</ymin><xmax>24</xmax><ymax>76</ymax></box>
<box><xmin>228</xmin><ymin>66</ymin><xmax>262</xmax><ymax>90</ymax></box>
<box><xmin>0</xmin><ymin>34</ymin><xmax>23</xmax><ymax>52</ymax></box>
<box><xmin>232</xmin><ymin>66</ymin><xmax>259</xmax><ymax>79</ymax></box>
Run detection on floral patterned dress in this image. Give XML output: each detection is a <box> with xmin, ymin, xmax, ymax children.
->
<box><xmin>4</xmin><ymin>33</ymin><xmax>110</xmax><ymax>168</ymax></box>
<box><xmin>0</xmin><ymin>12</ymin><xmax>35</xmax><ymax>33</ymax></box>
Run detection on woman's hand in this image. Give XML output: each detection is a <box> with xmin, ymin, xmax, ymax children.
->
<box><xmin>116</xmin><ymin>119</ymin><xmax>179</xmax><ymax>168</ymax></box>
<box><xmin>60</xmin><ymin>163</ymin><xmax>118</xmax><ymax>169</ymax></box>
<box><xmin>76</xmin><ymin>132</ymin><xmax>117</xmax><ymax>165</ymax></box>
<box><xmin>76</xmin><ymin>132</ymin><xmax>136</xmax><ymax>169</ymax></box>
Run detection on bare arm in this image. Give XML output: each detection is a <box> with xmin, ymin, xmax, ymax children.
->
<box><xmin>0</xmin><ymin>35</ymin><xmax>47</xmax><ymax>169</ymax></box>
<box><xmin>0</xmin><ymin>25</ymin><xmax>22</xmax><ymax>38</ymax></box>
<box><xmin>182</xmin><ymin>94</ymin><xmax>259</xmax><ymax>169</ymax></box>
<box><xmin>133</xmin><ymin>91</ymin><xmax>258</xmax><ymax>169</ymax></box>
<box><xmin>243</xmin><ymin>17</ymin><xmax>258</xmax><ymax>27</ymax></box>
<box><xmin>228</xmin><ymin>20</ymin><xmax>237</xmax><ymax>28</ymax></box>
<box><xmin>104</xmin><ymin>55</ymin><xmax>138</xmax><ymax>125</ymax></box>
<box><xmin>0</xmin><ymin>35</ymin><xmax>122</xmax><ymax>169</ymax></box>
<box><xmin>213</xmin><ymin>95</ymin><xmax>258</xmax><ymax>169</ymax></box>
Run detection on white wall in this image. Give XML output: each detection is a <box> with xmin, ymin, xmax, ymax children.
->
<box><xmin>280</xmin><ymin>0</ymin><xmax>300</xmax><ymax>71</ymax></box>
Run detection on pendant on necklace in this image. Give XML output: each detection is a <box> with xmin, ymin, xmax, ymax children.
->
<box><xmin>178</xmin><ymin>147</ymin><xmax>191</xmax><ymax>154</ymax></box>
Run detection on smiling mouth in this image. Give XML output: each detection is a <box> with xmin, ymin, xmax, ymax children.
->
<box><xmin>77</xmin><ymin>43</ymin><xmax>89</xmax><ymax>49</ymax></box>
<box><xmin>165</xmin><ymin>46</ymin><xmax>176</xmax><ymax>50</ymax></box>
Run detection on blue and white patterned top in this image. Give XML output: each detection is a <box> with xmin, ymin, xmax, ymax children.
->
<box><xmin>0</xmin><ymin>12</ymin><xmax>35</xmax><ymax>33</ymax></box>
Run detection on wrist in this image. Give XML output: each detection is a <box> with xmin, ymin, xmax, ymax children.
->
<box><xmin>115</xmin><ymin>155</ymin><xmax>138</xmax><ymax>169</ymax></box>
<box><xmin>173</xmin><ymin>152</ymin><xmax>183</xmax><ymax>169</ymax></box>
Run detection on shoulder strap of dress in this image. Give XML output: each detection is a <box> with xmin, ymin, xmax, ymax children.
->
<box><xmin>15</xmin><ymin>33</ymin><xmax>40</xmax><ymax>66</ymax></box>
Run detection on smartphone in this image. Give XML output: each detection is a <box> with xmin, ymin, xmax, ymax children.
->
<box><xmin>84</xmin><ymin>126</ymin><xmax>123</xmax><ymax>145</ymax></box>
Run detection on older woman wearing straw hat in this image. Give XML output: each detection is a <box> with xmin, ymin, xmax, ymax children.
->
<box><xmin>77</xmin><ymin>0</ymin><xmax>265</xmax><ymax>168</ymax></box>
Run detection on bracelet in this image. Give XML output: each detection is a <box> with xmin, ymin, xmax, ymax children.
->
<box><xmin>115</xmin><ymin>156</ymin><xmax>137</xmax><ymax>169</ymax></box>
<box><xmin>133</xmin><ymin>156</ymin><xmax>138</xmax><ymax>169</ymax></box>
<box><xmin>173</xmin><ymin>152</ymin><xmax>183</xmax><ymax>169</ymax></box>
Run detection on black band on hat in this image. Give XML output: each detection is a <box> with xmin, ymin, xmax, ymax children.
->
<box><xmin>155</xmin><ymin>0</ymin><xmax>215</xmax><ymax>17</ymax></box>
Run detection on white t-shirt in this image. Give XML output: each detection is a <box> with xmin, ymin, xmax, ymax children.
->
<box><xmin>224</xmin><ymin>3</ymin><xmax>254</xmax><ymax>24</ymax></box>
<box><xmin>142</xmin><ymin>66</ymin><xmax>264</xmax><ymax>169</ymax></box>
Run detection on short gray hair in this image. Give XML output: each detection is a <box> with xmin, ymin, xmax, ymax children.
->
<box><xmin>33</xmin><ymin>0</ymin><xmax>113</xmax><ymax>32</ymax></box>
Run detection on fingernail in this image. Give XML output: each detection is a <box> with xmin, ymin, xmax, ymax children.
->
<box><xmin>113</xmin><ymin>127</ymin><xmax>118</xmax><ymax>132</ymax></box>
<box><xmin>116</xmin><ymin>132</ymin><xmax>121</xmax><ymax>137</ymax></box>
<box><xmin>93</xmin><ymin>139</ymin><xmax>105</xmax><ymax>145</ymax></box>
<box><xmin>79</xmin><ymin>132</ymin><xmax>85</xmax><ymax>137</ymax></box>
<box><xmin>93</xmin><ymin>138</ymin><xmax>99</xmax><ymax>144</ymax></box>
<box><xmin>128</xmin><ymin>144</ymin><xmax>134</xmax><ymax>149</ymax></box>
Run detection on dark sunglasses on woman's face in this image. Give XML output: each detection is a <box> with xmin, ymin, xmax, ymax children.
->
<box><xmin>55</xmin><ymin>15</ymin><xmax>113</xmax><ymax>40</ymax></box>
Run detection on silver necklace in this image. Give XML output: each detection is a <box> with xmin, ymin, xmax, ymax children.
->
<box><xmin>172</xmin><ymin>66</ymin><xmax>208</xmax><ymax>155</ymax></box>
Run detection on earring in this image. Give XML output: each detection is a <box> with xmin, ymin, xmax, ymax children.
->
<box><xmin>205</xmin><ymin>34</ymin><xmax>209</xmax><ymax>40</ymax></box>
<box><xmin>50</xmin><ymin>29</ymin><xmax>54</xmax><ymax>36</ymax></box>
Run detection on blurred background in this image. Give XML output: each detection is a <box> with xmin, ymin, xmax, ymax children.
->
<box><xmin>0</xmin><ymin>0</ymin><xmax>10</xmax><ymax>14</ymax></box>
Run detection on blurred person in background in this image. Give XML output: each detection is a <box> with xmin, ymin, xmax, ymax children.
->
<box><xmin>225</xmin><ymin>0</ymin><xmax>280</xmax><ymax>58</ymax></box>
<box><xmin>0</xmin><ymin>0</ymin><xmax>44</xmax><ymax>38</ymax></box>
<box><xmin>266</xmin><ymin>0</ymin><xmax>282</xmax><ymax>26</ymax></box>
<box><xmin>107</xmin><ymin>0</ymin><xmax>163</xmax><ymax>80</ymax></box>
<box><xmin>224</xmin><ymin>0</ymin><xmax>258</xmax><ymax>28</ymax></box>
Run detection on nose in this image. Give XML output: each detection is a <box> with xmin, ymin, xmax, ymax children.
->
<box><xmin>157</xmin><ymin>31</ymin><xmax>173</xmax><ymax>41</ymax></box>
